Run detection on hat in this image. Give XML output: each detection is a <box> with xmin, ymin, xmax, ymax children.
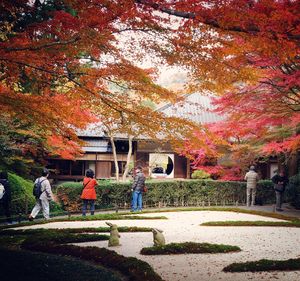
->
<box><xmin>250</xmin><ymin>166</ymin><xmax>255</xmax><ymax>171</ymax></box>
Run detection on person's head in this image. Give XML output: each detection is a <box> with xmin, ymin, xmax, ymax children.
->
<box><xmin>249</xmin><ymin>165</ymin><xmax>255</xmax><ymax>171</ymax></box>
<box><xmin>136</xmin><ymin>166</ymin><xmax>142</xmax><ymax>173</ymax></box>
<box><xmin>0</xmin><ymin>171</ymin><xmax>8</xmax><ymax>180</ymax></box>
<box><xmin>41</xmin><ymin>168</ymin><xmax>50</xmax><ymax>177</ymax></box>
<box><xmin>86</xmin><ymin>169</ymin><xmax>94</xmax><ymax>178</ymax></box>
<box><xmin>278</xmin><ymin>170</ymin><xmax>284</xmax><ymax>177</ymax></box>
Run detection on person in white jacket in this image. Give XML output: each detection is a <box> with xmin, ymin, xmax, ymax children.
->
<box><xmin>244</xmin><ymin>166</ymin><xmax>259</xmax><ymax>207</ymax></box>
<box><xmin>29</xmin><ymin>168</ymin><xmax>54</xmax><ymax>220</ymax></box>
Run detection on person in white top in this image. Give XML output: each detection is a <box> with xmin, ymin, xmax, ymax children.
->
<box><xmin>29</xmin><ymin>168</ymin><xmax>54</xmax><ymax>220</ymax></box>
<box><xmin>244</xmin><ymin>166</ymin><xmax>259</xmax><ymax>207</ymax></box>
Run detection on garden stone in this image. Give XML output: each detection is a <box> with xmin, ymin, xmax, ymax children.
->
<box><xmin>152</xmin><ymin>228</ymin><xmax>165</xmax><ymax>246</ymax></box>
<box><xmin>106</xmin><ymin>222</ymin><xmax>121</xmax><ymax>246</ymax></box>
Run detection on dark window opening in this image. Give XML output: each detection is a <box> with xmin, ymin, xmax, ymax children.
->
<box><xmin>71</xmin><ymin>161</ymin><xmax>84</xmax><ymax>176</ymax></box>
<box><xmin>111</xmin><ymin>161</ymin><xmax>126</xmax><ymax>177</ymax></box>
<box><xmin>166</xmin><ymin>157</ymin><xmax>174</xmax><ymax>175</ymax></box>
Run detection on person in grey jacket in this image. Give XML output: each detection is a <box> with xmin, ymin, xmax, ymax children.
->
<box><xmin>29</xmin><ymin>168</ymin><xmax>54</xmax><ymax>220</ymax></box>
<box><xmin>131</xmin><ymin>166</ymin><xmax>145</xmax><ymax>212</ymax></box>
<box><xmin>244</xmin><ymin>165</ymin><xmax>259</xmax><ymax>207</ymax></box>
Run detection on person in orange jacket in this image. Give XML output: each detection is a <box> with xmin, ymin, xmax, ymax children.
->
<box><xmin>81</xmin><ymin>169</ymin><xmax>98</xmax><ymax>216</ymax></box>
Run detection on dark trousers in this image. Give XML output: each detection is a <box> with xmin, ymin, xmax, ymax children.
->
<box><xmin>275</xmin><ymin>191</ymin><xmax>283</xmax><ymax>209</ymax></box>
<box><xmin>1</xmin><ymin>200</ymin><xmax>12</xmax><ymax>223</ymax></box>
<box><xmin>82</xmin><ymin>199</ymin><xmax>95</xmax><ymax>216</ymax></box>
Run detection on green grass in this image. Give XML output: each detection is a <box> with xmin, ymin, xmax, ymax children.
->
<box><xmin>223</xmin><ymin>258</ymin><xmax>300</xmax><ymax>272</ymax></box>
<box><xmin>0</xmin><ymin>229</ymin><xmax>109</xmax><ymax>248</ymax></box>
<box><xmin>201</xmin><ymin>220</ymin><xmax>300</xmax><ymax>227</ymax></box>
<box><xmin>0</xmin><ymin>213</ymin><xmax>167</xmax><ymax>230</ymax></box>
<box><xmin>0</xmin><ymin>235</ymin><xmax>27</xmax><ymax>249</ymax></box>
<box><xmin>0</xmin><ymin>226</ymin><xmax>152</xmax><ymax>236</ymax></box>
<box><xmin>140</xmin><ymin>242</ymin><xmax>241</xmax><ymax>255</ymax></box>
<box><xmin>0</xmin><ymin>247</ymin><xmax>122</xmax><ymax>281</ymax></box>
<box><xmin>61</xmin><ymin>213</ymin><xmax>167</xmax><ymax>221</ymax></box>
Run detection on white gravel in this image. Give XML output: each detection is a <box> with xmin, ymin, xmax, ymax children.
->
<box><xmin>19</xmin><ymin>211</ymin><xmax>300</xmax><ymax>281</ymax></box>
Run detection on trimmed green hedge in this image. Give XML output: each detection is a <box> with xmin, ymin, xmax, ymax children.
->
<box><xmin>7</xmin><ymin>173</ymin><xmax>36</xmax><ymax>215</ymax></box>
<box><xmin>287</xmin><ymin>172</ymin><xmax>300</xmax><ymax>209</ymax></box>
<box><xmin>56</xmin><ymin>179</ymin><xmax>274</xmax><ymax>212</ymax></box>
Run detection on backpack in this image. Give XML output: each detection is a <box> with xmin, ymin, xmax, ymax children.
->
<box><xmin>33</xmin><ymin>178</ymin><xmax>46</xmax><ymax>198</ymax></box>
<box><xmin>0</xmin><ymin>183</ymin><xmax>5</xmax><ymax>200</ymax></box>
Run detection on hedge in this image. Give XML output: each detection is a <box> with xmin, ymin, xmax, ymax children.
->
<box><xmin>287</xmin><ymin>172</ymin><xmax>300</xmax><ymax>209</ymax></box>
<box><xmin>6</xmin><ymin>173</ymin><xmax>36</xmax><ymax>215</ymax></box>
<box><xmin>56</xmin><ymin>179</ymin><xmax>274</xmax><ymax>212</ymax></box>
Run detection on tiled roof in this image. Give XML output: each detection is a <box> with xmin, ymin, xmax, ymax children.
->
<box><xmin>77</xmin><ymin>123</ymin><xmax>128</xmax><ymax>139</ymax></box>
<box><xmin>82</xmin><ymin>139</ymin><xmax>112</xmax><ymax>152</ymax></box>
<box><xmin>158</xmin><ymin>93</ymin><xmax>223</xmax><ymax>125</ymax></box>
<box><xmin>77</xmin><ymin>93</ymin><xmax>222</xmax><ymax>139</ymax></box>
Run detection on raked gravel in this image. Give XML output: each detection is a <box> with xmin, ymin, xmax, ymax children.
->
<box><xmin>19</xmin><ymin>211</ymin><xmax>300</xmax><ymax>281</ymax></box>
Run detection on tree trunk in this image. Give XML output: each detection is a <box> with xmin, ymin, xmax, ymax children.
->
<box><xmin>110</xmin><ymin>135</ymin><xmax>119</xmax><ymax>182</ymax></box>
<box><xmin>122</xmin><ymin>135</ymin><xmax>133</xmax><ymax>181</ymax></box>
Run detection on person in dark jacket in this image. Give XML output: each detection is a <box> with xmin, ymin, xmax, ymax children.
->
<box><xmin>272</xmin><ymin>170</ymin><xmax>289</xmax><ymax>212</ymax></box>
<box><xmin>131</xmin><ymin>166</ymin><xmax>145</xmax><ymax>212</ymax></box>
<box><xmin>0</xmin><ymin>171</ymin><xmax>12</xmax><ymax>224</ymax></box>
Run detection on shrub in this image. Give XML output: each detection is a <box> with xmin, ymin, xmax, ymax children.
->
<box><xmin>0</xmin><ymin>173</ymin><xmax>37</xmax><ymax>217</ymax></box>
<box><xmin>287</xmin><ymin>172</ymin><xmax>300</xmax><ymax>209</ymax></box>
<box><xmin>191</xmin><ymin>169</ymin><xmax>211</xmax><ymax>179</ymax></box>
<box><xmin>56</xmin><ymin>179</ymin><xmax>274</xmax><ymax>212</ymax></box>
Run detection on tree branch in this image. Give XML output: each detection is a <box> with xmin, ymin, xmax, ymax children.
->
<box><xmin>2</xmin><ymin>37</ymin><xmax>81</xmax><ymax>52</ymax></box>
<box><xmin>135</xmin><ymin>0</ymin><xmax>300</xmax><ymax>41</ymax></box>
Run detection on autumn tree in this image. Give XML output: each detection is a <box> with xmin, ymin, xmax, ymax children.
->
<box><xmin>2</xmin><ymin>0</ymin><xmax>299</xmax><ymax>175</ymax></box>
<box><xmin>135</xmin><ymin>0</ymin><xmax>299</xmax><ymax>172</ymax></box>
<box><xmin>0</xmin><ymin>0</ymin><xmax>194</xmax><ymax>173</ymax></box>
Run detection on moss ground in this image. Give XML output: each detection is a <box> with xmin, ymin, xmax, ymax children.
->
<box><xmin>0</xmin><ymin>247</ymin><xmax>122</xmax><ymax>281</ymax></box>
<box><xmin>201</xmin><ymin>220</ymin><xmax>300</xmax><ymax>227</ymax></box>
<box><xmin>141</xmin><ymin>242</ymin><xmax>241</xmax><ymax>255</ymax></box>
<box><xmin>223</xmin><ymin>258</ymin><xmax>300</xmax><ymax>272</ymax></box>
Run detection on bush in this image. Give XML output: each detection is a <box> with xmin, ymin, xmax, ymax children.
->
<box><xmin>287</xmin><ymin>172</ymin><xmax>300</xmax><ymax>209</ymax></box>
<box><xmin>5</xmin><ymin>173</ymin><xmax>36</xmax><ymax>215</ymax></box>
<box><xmin>56</xmin><ymin>179</ymin><xmax>274</xmax><ymax>212</ymax></box>
<box><xmin>191</xmin><ymin>170</ymin><xmax>211</xmax><ymax>179</ymax></box>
